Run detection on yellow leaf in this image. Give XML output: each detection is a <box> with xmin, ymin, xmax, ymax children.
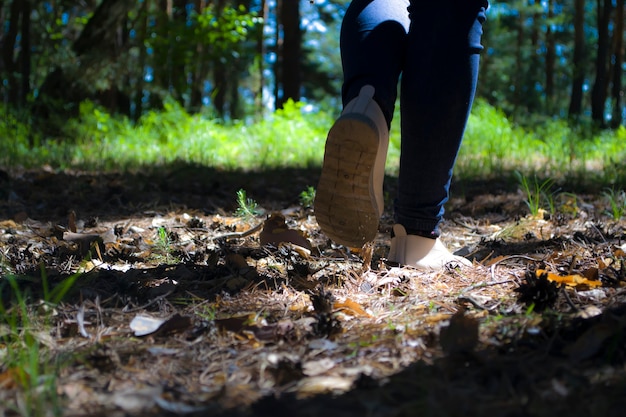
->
<box><xmin>536</xmin><ymin>269</ymin><xmax>602</xmax><ymax>289</ymax></box>
<box><xmin>333</xmin><ymin>298</ymin><xmax>371</xmax><ymax>317</ymax></box>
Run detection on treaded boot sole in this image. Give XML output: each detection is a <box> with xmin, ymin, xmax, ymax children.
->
<box><xmin>315</xmin><ymin>115</ymin><xmax>379</xmax><ymax>247</ymax></box>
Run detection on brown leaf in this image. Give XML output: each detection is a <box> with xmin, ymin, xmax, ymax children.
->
<box><xmin>215</xmin><ymin>315</ymin><xmax>254</xmax><ymax>333</ymax></box>
<box><xmin>260</xmin><ymin>213</ymin><xmax>312</xmax><ymax>250</ymax></box>
<box><xmin>0</xmin><ymin>367</ymin><xmax>22</xmax><ymax>390</ymax></box>
<box><xmin>252</xmin><ymin>320</ymin><xmax>295</xmax><ymax>342</ymax></box>
<box><xmin>63</xmin><ymin>232</ymin><xmax>104</xmax><ymax>257</ymax></box>
<box><xmin>564</xmin><ymin>322</ymin><xmax>619</xmax><ymax>362</ymax></box>
<box><xmin>439</xmin><ymin>309</ymin><xmax>479</xmax><ymax>354</ymax></box>
<box><xmin>155</xmin><ymin>313</ymin><xmax>193</xmax><ymax>336</ymax></box>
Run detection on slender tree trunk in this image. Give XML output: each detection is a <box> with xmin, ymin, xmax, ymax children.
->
<box><xmin>150</xmin><ymin>0</ymin><xmax>169</xmax><ymax>109</ymax></box>
<box><xmin>513</xmin><ymin>7</ymin><xmax>525</xmax><ymax>114</ymax></box>
<box><xmin>569</xmin><ymin>0</ymin><xmax>585</xmax><ymax>118</ymax></box>
<box><xmin>273</xmin><ymin>0</ymin><xmax>282</xmax><ymax>109</ymax></box>
<box><xmin>190</xmin><ymin>0</ymin><xmax>208</xmax><ymax>112</ymax></box>
<box><xmin>173</xmin><ymin>0</ymin><xmax>187</xmax><ymax>108</ymax></box>
<box><xmin>2</xmin><ymin>0</ymin><xmax>21</xmax><ymax>106</ymax></box>
<box><xmin>230</xmin><ymin>71</ymin><xmax>241</xmax><ymax>119</ymax></box>
<box><xmin>544</xmin><ymin>0</ymin><xmax>555</xmax><ymax>113</ymax></box>
<box><xmin>591</xmin><ymin>0</ymin><xmax>612</xmax><ymax>125</ymax></box>
<box><xmin>610</xmin><ymin>0</ymin><xmax>624</xmax><ymax>128</ymax></box>
<box><xmin>276</xmin><ymin>0</ymin><xmax>301</xmax><ymax>108</ymax></box>
<box><xmin>19</xmin><ymin>0</ymin><xmax>31</xmax><ymax>107</ymax></box>
<box><xmin>527</xmin><ymin>2</ymin><xmax>541</xmax><ymax>113</ymax></box>
<box><xmin>213</xmin><ymin>61</ymin><xmax>227</xmax><ymax>117</ymax></box>
<box><xmin>255</xmin><ymin>0</ymin><xmax>267</xmax><ymax>117</ymax></box>
<box><xmin>212</xmin><ymin>0</ymin><xmax>228</xmax><ymax>117</ymax></box>
<box><xmin>134</xmin><ymin>0</ymin><xmax>149</xmax><ymax>120</ymax></box>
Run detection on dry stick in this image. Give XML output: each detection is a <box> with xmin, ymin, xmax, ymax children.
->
<box><xmin>121</xmin><ymin>290</ymin><xmax>175</xmax><ymax>313</ymax></box>
<box><xmin>210</xmin><ymin>221</ymin><xmax>264</xmax><ymax>241</ymax></box>
<box><xmin>488</xmin><ymin>254</ymin><xmax>546</xmax><ymax>266</ymax></box>
<box><xmin>457</xmin><ymin>295</ymin><xmax>493</xmax><ymax>311</ymax></box>
<box><xmin>561</xmin><ymin>285</ymin><xmax>580</xmax><ymax>312</ymax></box>
<box><xmin>485</xmin><ymin>254</ymin><xmax>545</xmax><ymax>285</ymax></box>
<box><xmin>460</xmin><ymin>279</ymin><xmax>514</xmax><ymax>294</ymax></box>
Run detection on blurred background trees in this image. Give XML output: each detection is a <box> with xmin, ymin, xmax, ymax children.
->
<box><xmin>0</xmin><ymin>0</ymin><xmax>624</xmax><ymax>134</ymax></box>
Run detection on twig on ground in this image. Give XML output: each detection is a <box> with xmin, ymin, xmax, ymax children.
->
<box><xmin>210</xmin><ymin>221</ymin><xmax>264</xmax><ymax>241</ymax></box>
<box><xmin>460</xmin><ymin>279</ymin><xmax>515</xmax><ymax>294</ymax></box>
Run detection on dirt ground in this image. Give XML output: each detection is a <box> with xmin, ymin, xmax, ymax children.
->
<box><xmin>1</xmin><ymin>164</ymin><xmax>626</xmax><ymax>417</ymax></box>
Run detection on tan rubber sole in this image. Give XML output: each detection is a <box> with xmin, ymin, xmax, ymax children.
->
<box><xmin>315</xmin><ymin>115</ymin><xmax>380</xmax><ymax>247</ymax></box>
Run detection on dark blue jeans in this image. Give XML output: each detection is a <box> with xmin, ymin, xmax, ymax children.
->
<box><xmin>340</xmin><ymin>0</ymin><xmax>488</xmax><ymax>236</ymax></box>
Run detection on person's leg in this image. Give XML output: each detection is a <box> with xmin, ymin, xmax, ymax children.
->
<box><xmin>340</xmin><ymin>0</ymin><xmax>410</xmax><ymax>124</ymax></box>
<box><xmin>396</xmin><ymin>0</ymin><xmax>487</xmax><ymax>236</ymax></box>
<box><xmin>315</xmin><ymin>0</ymin><xmax>409</xmax><ymax>247</ymax></box>
<box><xmin>388</xmin><ymin>0</ymin><xmax>487</xmax><ymax>269</ymax></box>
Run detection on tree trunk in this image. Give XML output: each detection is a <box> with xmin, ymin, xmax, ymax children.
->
<box><xmin>190</xmin><ymin>0</ymin><xmax>208</xmax><ymax>112</ymax></box>
<box><xmin>72</xmin><ymin>0</ymin><xmax>135</xmax><ymax>57</ymax></box>
<box><xmin>591</xmin><ymin>0</ymin><xmax>612</xmax><ymax>125</ymax></box>
<box><xmin>230</xmin><ymin>70</ymin><xmax>241</xmax><ymax>119</ymax></box>
<box><xmin>544</xmin><ymin>0</ymin><xmax>555</xmax><ymax>113</ymax></box>
<box><xmin>213</xmin><ymin>61</ymin><xmax>227</xmax><ymax>117</ymax></box>
<box><xmin>134</xmin><ymin>0</ymin><xmax>149</xmax><ymax>120</ymax></box>
<box><xmin>212</xmin><ymin>0</ymin><xmax>228</xmax><ymax>117</ymax></box>
<box><xmin>34</xmin><ymin>0</ymin><xmax>135</xmax><ymax>131</ymax></box>
<box><xmin>512</xmin><ymin>7</ymin><xmax>525</xmax><ymax>114</ymax></box>
<box><xmin>276</xmin><ymin>0</ymin><xmax>301</xmax><ymax>108</ymax></box>
<box><xmin>610</xmin><ymin>0</ymin><xmax>624</xmax><ymax>128</ymax></box>
<box><xmin>568</xmin><ymin>0</ymin><xmax>585</xmax><ymax>118</ymax></box>
<box><xmin>1</xmin><ymin>0</ymin><xmax>21</xmax><ymax>106</ymax></box>
<box><xmin>273</xmin><ymin>0</ymin><xmax>281</xmax><ymax>109</ymax></box>
<box><xmin>255</xmin><ymin>0</ymin><xmax>268</xmax><ymax>117</ymax></box>
<box><xmin>19</xmin><ymin>0</ymin><xmax>31</xmax><ymax>107</ymax></box>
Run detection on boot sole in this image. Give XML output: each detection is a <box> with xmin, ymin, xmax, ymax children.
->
<box><xmin>315</xmin><ymin>115</ymin><xmax>380</xmax><ymax>247</ymax></box>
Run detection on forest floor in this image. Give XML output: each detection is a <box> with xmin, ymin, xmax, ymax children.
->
<box><xmin>1</xmin><ymin>164</ymin><xmax>626</xmax><ymax>417</ymax></box>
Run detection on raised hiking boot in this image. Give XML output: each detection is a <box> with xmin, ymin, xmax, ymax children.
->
<box><xmin>387</xmin><ymin>224</ymin><xmax>472</xmax><ymax>270</ymax></box>
<box><xmin>315</xmin><ymin>85</ymin><xmax>389</xmax><ymax>247</ymax></box>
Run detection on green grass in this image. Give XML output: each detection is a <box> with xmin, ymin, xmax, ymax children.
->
<box><xmin>515</xmin><ymin>171</ymin><xmax>555</xmax><ymax>217</ymax></box>
<box><xmin>0</xmin><ymin>270</ymin><xmax>79</xmax><ymax>417</ymax></box>
<box><xmin>603</xmin><ymin>188</ymin><xmax>626</xmax><ymax>220</ymax></box>
<box><xmin>1</xmin><ymin>98</ymin><xmax>625</xmax><ymax>187</ymax></box>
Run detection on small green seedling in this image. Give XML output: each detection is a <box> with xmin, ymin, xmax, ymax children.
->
<box><xmin>515</xmin><ymin>171</ymin><xmax>554</xmax><ymax>217</ymax></box>
<box><xmin>152</xmin><ymin>226</ymin><xmax>179</xmax><ymax>264</ymax></box>
<box><xmin>603</xmin><ymin>188</ymin><xmax>626</xmax><ymax>220</ymax></box>
<box><xmin>299</xmin><ymin>186</ymin><xmax>316</xmax><ymax>208</ymax></box>
<box><xmin>235</xmin><ymin>189</ymin><xmax>262</xmax><ymax>219</ymax></box>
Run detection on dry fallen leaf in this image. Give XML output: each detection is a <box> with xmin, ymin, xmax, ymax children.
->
<box><xmin>62</xmin><ymin>232</ymin><xmax>104</xmax><ymax>257</ymax></box>
<box><xmin>439</xmin><ymin>308</ymin><xmax>479</xmax><ymax>354</ymax></box>
<box><xmin>564</xmin><ymin>322</ymin><xmax>619</xmax><ymax>362</ymax></box>
<box><xmin>0</xmin><ymin>367</ymin><xmax>22</xmax><ymax>390</ymax></box>
<box><xmin>296</xmin><ymin>376</ymin><xmax>353</xmax><ymax>398</ymax></box>
<box><xmin>333</xmin><ymin>298</ymin><xmax>371</xmax><ymax>317</ymax></box>
<box><xmin>259</xmin><ymin>213</ymin><xmax>312</xmax><ymax>250</ymax></box>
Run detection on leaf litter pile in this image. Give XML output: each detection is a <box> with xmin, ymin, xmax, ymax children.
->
<box><xmin>1</xmin><ymin>166</ymin><xmax>626</xmax><ymax>416</ymax></box>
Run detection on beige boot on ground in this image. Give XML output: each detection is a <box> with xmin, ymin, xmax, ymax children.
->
<box><xmin>388</xmin><ymin>224</ymin><xmax>472</xmax><ymax>270</ymax></box>
<box><xmin>315</xmin><ymin>85</ymin><xmax>389</xmax><ymax>247</ymax></box>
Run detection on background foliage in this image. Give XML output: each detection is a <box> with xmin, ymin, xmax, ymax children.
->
<box><xmin>0</xmin><ymin>0</ymin><xmax>624</xmax><ymax>173</ymax></box>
